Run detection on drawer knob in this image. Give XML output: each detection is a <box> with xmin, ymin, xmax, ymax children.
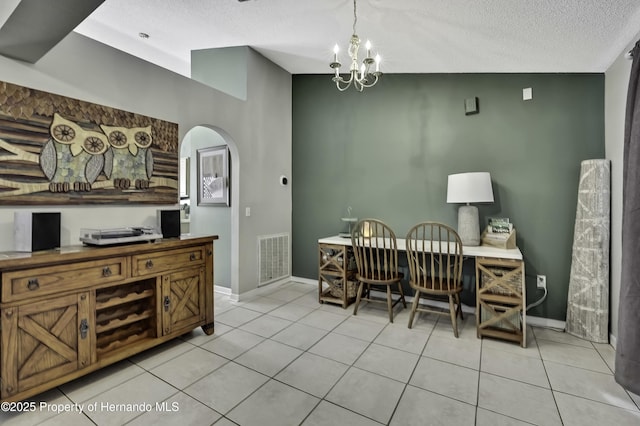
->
<box><xmin>102</xmin><ymin>266</ymin><xmax>112</xmax><ymax>277</ymax></box>
<box><xmin>27</xmin><ymin>278</ymin><xmax>40</xmax><ymax>291</ymax></box>
<box><xmin>190</xmin><ymin>253</ymin><xmax>196</xmax><ymax>261</ymax></box>
<box><xmin>146</xmin><ymin>260</ymin><xmax>154</xmax><ymax>269</ymax></box>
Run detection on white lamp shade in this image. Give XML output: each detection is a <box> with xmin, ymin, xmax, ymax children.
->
<box><xmin>446</xmin><ymin>172</ymin><xmax>494</xmax><ymax>204</ymax></box>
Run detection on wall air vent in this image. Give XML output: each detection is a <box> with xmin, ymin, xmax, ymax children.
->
<box><xmin>258</xmin><ymin>233</ymin><xmax>290</xmax><ymax>286</ymax></box>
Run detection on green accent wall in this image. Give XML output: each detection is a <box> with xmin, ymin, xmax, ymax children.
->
<box><xmin>292</xmin><ymin>73</ymin><xmax>604</xmax><ymax>321</ymax></box>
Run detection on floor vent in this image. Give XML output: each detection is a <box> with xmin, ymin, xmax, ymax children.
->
<box><xmin>258</xmin><ymin>233</ymin><xmax>290</xmax><ymax>286</ymax></box>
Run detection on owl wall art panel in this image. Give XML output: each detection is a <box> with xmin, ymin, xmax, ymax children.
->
<box><xmin>0</xmin><ymin>80</ymin><xmax>178</xmax><ymax>205</ymax></box>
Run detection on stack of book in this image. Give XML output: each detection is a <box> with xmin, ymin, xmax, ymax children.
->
<box><xmin>482</xmin><ymin>218</ymin><xmax>516</xmax><ymax>249</ymax></box>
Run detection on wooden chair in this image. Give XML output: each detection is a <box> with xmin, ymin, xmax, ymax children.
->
<box><xmin>405</xmin><ymin>222</ymin><xmax>464</xmax><ymax>337</ymax></box>
<box><xmin>351</xmin><ymin>219</ymin><xmax>407</xmax><ymax>322</ymax></box>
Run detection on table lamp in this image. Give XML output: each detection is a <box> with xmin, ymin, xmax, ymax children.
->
<box><xmin>446</xmin><ymin>172</ymin><xmax>494</xmax><ymax>246</ymax></box>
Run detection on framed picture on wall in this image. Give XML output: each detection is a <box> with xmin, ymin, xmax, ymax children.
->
<box><xmin>179</xmin><ymin>157</ymin><xmax>190</xmax><ymax>199</ymax></box>
<box><xmin>197</xmin><ymin>145</ymin><xmax>230</xmax><ymax>206</ymax></box>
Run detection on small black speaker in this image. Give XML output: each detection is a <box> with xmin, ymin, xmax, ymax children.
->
<box><xmin>14</xmin><ymin>211</ymin><xmax>61</xmax><ymax>252</ymax></box>
<box><xmin>157</xmin><ymin>209</ymin><xmax>181</xmax><ymax>238</ymax></box>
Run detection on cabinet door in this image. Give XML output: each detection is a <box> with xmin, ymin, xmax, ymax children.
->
<box><xmin>161</xmin><ymin>267</ymin><xmax>205</xmax><ymax>335</ymax></box>
<box><xmin>1</xmin><ymin>292</ymin><xmax>93</xmax><ymax>398</ymax></box>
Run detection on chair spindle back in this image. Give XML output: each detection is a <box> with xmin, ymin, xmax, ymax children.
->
<box><xmin>406</xmin><ymin>222</ymin><xmax>463</xmax><ymax>292</ymax></box>
<box><xmin>351</xmin><ymin>219</ymin><xmax>400</xmax><ymax>283</ymax></box>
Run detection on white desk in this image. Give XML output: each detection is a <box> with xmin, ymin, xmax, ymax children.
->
<box><xmin>318</xmin><ymin>235</ymin><xmax>526</xmax><ymax>346</ymax></box>
<box><xmin>318</xmin><ymin>235</ymin><xmax>523</xmax><ymax>260</ymax></box>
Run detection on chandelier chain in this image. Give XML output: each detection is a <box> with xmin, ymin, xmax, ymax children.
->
<box><xmin>353</xmin><ymin>0</ymin><xmax>357</xmax><ymax>34</ymax></box>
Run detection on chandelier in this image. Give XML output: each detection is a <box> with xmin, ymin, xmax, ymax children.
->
<box><xmin>330</xmin><ymin>0</ymin><xmax>381</xmax><ymax>92</ymax></box>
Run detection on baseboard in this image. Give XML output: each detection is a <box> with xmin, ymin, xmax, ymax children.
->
<box><xmin>214</xmin><ymin>285</ymin><xmax>232</xmax><ymax>295</ymax></box>
<box><xmin>291</xmin><ymin>276</ymin><xmax>317</xmax><ymax>286</ymax></box>
<box><xmin>525</xmin><ymin>315</ymin><xmax>565</xmax><ymax>330</ymax></box>
<box><xmin>229</xmin><ymin>277</ymin><xmax>292</xmax><ymax>302</ymax></box>
<box><xmin>610</xmin><ymin>333</ymin><xmax>617</xmax><ymax>349</ymax></box>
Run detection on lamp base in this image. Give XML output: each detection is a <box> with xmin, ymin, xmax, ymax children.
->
<box><xmin>458</xmin><ymin>205</ymin><xmax>480</xmax><ymax>246</ymax></box>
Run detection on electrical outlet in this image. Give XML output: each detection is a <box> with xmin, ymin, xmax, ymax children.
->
<box><xmin>537</xmin><ymin>275</ymin><xmax>547</xmax><ymax>290</ymax></box>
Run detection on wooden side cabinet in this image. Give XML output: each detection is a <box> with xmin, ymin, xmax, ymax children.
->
<box><xmin>475</xmin><ymin>257</ymin><xmax>526</xmax><ymax>347</ymax></box>
<box><xmin>318</xmin><ymin>243</ymin><xmax>356</xmax><ymax>308</ymax></box>
<box><xmin>0</xmin><ymin>235</ymin><xmax>217</xmax><ymax>402</ymax></box>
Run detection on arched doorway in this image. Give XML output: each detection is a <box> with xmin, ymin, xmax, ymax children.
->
<box><xmin>180</xmin><ymin>125</ymin><xmax>239</xmax><ymax>295</ymax></box>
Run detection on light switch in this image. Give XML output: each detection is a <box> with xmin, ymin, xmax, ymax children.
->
<box><xmin>245</xmin><ymin>207</ymin><xmax>251</xmax><ymax>217</ymax></box>
<box><xmin>523</xmin><ymin>87</ymin><xmax>532</xmax><ymax>101</ymax></box>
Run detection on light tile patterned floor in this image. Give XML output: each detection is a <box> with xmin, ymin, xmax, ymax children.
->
<box><xmin>2</xmin><ymin>281</ymin><xmax>639</xmax><ymax>426</ymax></box>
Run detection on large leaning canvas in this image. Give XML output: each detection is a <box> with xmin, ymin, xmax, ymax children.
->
<box><xmin>0</xmin><ymin>81</ymin><xmax>179</xmax><ymax>205</ymax></box>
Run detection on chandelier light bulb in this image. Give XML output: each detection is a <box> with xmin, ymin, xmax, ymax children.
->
<box><xmin>365</xmin><ymin>40</ymin><xmax>371</xmax><ymax>58</ymax></box>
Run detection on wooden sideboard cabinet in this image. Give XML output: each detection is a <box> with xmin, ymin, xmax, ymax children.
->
<box><xmin>0</xmin><ymin>235</ymin><xmax>217</xmax><ymax>402</ymax></box>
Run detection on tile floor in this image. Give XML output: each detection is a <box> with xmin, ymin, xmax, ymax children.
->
<box><xmin>2</xmin><ymin>281</ymin><xmax>639</xmax><ymax>426</ymax></box>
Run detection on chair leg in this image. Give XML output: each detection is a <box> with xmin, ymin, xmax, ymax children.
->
<box><xmin>387</xmin><ymin>285</ymin><xmax>393</xmax><ymax>323</ymax></box>
<box><xmin>456</xmin><ymin>293</ymin><xmax>464</xmax><ymax>320</ymax></box>
<box><xmin>397</xmin><ymin>282</ymin><xmax>407</xmax><ymax>308</ymax></box>
<box><xmin>449</xmin><ymin>295</ymin><xmax>459</xmax><ymax>338</ymax></box>
<box><xmin>353</xmin><ymin>282</ymin><xmax>364</xmax><ymax>316</ymax></box>
<box><xmin>408</xmin><ymin>291</ymin><xmax>420</xmax><ymax>329</ymax></box>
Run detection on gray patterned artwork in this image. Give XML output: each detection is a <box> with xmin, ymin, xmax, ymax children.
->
<box><xmin>566</xmin><ymin>159</ymin><xmax>611</xmax><ymax>343</ymax></box>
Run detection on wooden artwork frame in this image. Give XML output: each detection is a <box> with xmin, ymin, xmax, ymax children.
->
<box><xmin>0</xmin><ymin>80</ymin><xmax>179</xmax><ymax>205</ymax></box>
<box><xmin>179</xmin><ymin>157</ymin><xmax>190</xmax><ymax>199</ymax></box>
<box><xmin>197</xmin><ymin>146</ymin><xmax>229</xmax><ymax>206</ymax></box>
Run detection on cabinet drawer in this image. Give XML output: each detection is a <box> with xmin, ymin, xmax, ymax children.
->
<box><xmin>2</xmin><ymin>257</ymin><xmax>127</xmax><ymax>302</ymax></box>
<box><xmin>476</xmin><ymin>257</ymin><xmax>524</xmax><ymax>298</ymax></box>
<box><xmin>132</xmin><ymin>246</ymin><xmax>205</xmax><ymax>277</ymax></box>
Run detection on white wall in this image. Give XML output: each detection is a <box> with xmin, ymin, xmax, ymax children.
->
<box><xmin>0</xmin><ymin>32</ymin><xmax>292</xmax><ymax>297</ymax></box>
<box><xmin>605</xmin><ymin>35</ymin><xmax>638</xmax><ymax>345</ymax></box>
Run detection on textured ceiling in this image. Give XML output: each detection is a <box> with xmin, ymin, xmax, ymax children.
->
<box><xmin>73</xmin><ymin>0</ymin><xmax>640</xmax><ymax>77</ymax></box>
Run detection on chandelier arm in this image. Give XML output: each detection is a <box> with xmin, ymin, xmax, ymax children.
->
<box><xmin>338</xmin><ymin>71</ymin><xmax>356</xmax><ymax>85</ymax></box>
<box><xmin>334</xmin><ymin>78</ymin><xmax>353</xmax><ymax>91</ymax></box>
<box><xmin>359</xmin><ymin>74</ymin><xmax>380</xmax><ymax>88</ymax></box>
<box><xmin>333</xmin><ymin>72</ymin><xmax>357</xmax><ymax>91</ymax></box>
